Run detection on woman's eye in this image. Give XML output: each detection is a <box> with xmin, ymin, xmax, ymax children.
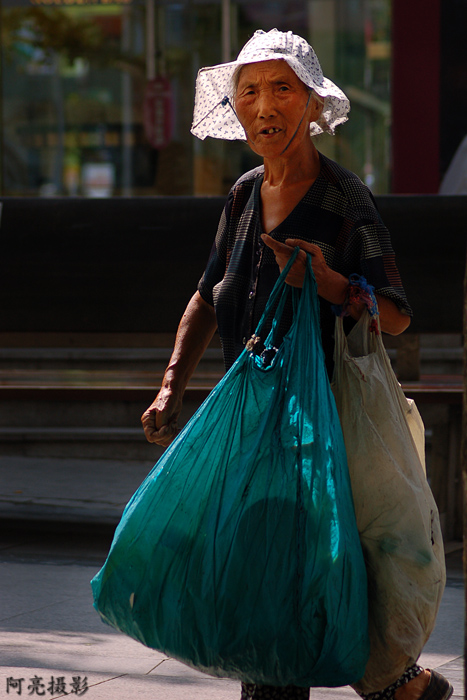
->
<box><xmin>278</xmin><ymin>85</ymin><xmax>290</xmax><ymax>92</ymax></box>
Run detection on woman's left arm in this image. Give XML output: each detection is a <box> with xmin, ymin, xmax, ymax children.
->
<box><xmin>262</xmin><ymin>234</ymin><xmax>410</xmax><ymax>336</ymax></box>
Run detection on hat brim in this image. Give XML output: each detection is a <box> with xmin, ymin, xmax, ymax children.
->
<box><xmin>191</xmin><ymin>55</ymin><xmax>350</xmax><ymax>141</ymax></box>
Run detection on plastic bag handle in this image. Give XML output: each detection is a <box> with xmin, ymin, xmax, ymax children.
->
<box><xmin>252</xmin><ymin>246</ymin><xmax>300</xmax><ymax>340</ymax></box>
<box><xmin>251</xmin><ymin>249</ymin><xmax>318</xmax><ymax>346</ymax></box>
<box><xmin>333</xmin><ymin>310</ymin><xmax>382</xmax><ymax>388</ymax></box>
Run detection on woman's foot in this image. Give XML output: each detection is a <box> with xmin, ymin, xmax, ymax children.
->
<box><xmin>395</xmin><ymin>670</ymin><xmax>453</xmax><ymax>700</ymax></box>
<box><xmin>395</xmin><ymin>670</ymin><xmax>431</xmax><ymax>700</ymax></box>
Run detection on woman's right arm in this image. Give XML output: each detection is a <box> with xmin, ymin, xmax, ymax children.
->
<box><xmin>141</xmin><ymin>291</ymin><xmax>218</xmax><ymax>447</ymax></box>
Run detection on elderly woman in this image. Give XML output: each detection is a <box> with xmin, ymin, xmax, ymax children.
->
<box><xmin>142</xmin><ymin>28</ymin><xmax>451</xmax><ymax>700</ymax></box>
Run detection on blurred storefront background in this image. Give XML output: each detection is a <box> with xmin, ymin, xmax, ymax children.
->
<box><xmin>0</xmin><ymin>0</ymin><xmax>465</xmax><ymax>197</ymax></box>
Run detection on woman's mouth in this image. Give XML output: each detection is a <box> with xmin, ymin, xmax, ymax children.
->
<box><xmin>261</xmin><ymin>127</ymin><xmax>281</xmax><ymax>135</ymax></box>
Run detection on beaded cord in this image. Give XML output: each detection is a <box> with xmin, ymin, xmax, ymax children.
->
<box><xmin>240</xmin><ymin>665</ymin><xmax>423</xmax><ymax>700</ymax></box>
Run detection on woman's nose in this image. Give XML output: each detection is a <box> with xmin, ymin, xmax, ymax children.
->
<box><xmin>257</xmin><ymin>91</ymin><xmax>277</xmax><ymax>118</ymax></box>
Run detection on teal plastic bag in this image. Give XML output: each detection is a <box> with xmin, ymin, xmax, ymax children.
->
<box><xmin>91</xmin><ymin>250</ymin><xmax>369</xmax><ymax>688</ymax></box>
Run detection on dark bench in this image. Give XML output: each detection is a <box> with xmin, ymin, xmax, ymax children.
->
<box><xmin>1</xmin><ymin>194</ymin><xmax>464</xmax><ymax>391</ymax></box>
<box><xmin>0</xmin><ymin>195</ymin><xmax>465</xmax><ymax>536</ymax></box>
<box><xmin>376</xmin><ymin>196</ymin><xmax>466</xmax><ymax>382</ymax></box>
<box><xmin>0</xmin><ymin>194</ymin><xmax>464</xmax><ymax>404</ymax></box>
<box><xmin>0</xmin><ymin>195</ymin><xmax>465</xmax><ymax>337</ymax></box>
<box><xmin>0</xmin><ymin>196</ymin><xmax>224</xmax><ymax>334</ymax></box>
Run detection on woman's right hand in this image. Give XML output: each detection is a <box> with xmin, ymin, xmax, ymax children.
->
<box><xmin>141</xmin><ymin>384</ymin><xmax>183</xmax><ymax>447</ymax></box>
<box><xmin>141</xmin><ymin>290</ymin><xmax>218</xmax><ymax>448</ymax></box>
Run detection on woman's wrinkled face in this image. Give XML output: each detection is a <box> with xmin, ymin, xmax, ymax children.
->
<box><xmin>234</xmin><ymin>60</ymin><xmax>321</xmax><ymax>159</ymax></box>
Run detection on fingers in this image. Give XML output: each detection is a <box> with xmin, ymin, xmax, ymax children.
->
<box><xmin>261</xmin><ymin>233</ymin><xmax>306</xmax><ymax>266</ymax></box>
<box><xmin>261</xmin><ymin>235</ymin><xmax>330</xmax><ymax>289</ymax></box>
<box><xmin>261</xmin><ymin>233</ymin><xmax>306</xmax><ymax>287</ymax></box>
<box><xmin>141</xmin><ymin>408</ymin><xmax>157</xmax><ymax>443</ymax></box>
<box><xmin>141</xmin><ymin>390</ymin><xmax>182</xmax><ymax>446</ymax></box>
<box><xmin>284</xmin><ymin>239</ymin><xmax>323</xmax><ymax>258</ymax></box>
<box><xmin>261</xmin><ymin>233</ymin><xmax>294</xmax><ymax>256</ymax></box>
<box><xmin>141</xmin><ymin>409</ymin><xmax>180</xmax><ymax>446</ymax></box>
<box><xmin>261</xmin><ymin>234</ymin><xmax>322</xmax><ymax>260</ymax></box>
<box><xmin>151</xmin><ymin>421</ymin><xmax>180</xmax><ymax>447</ymax></box>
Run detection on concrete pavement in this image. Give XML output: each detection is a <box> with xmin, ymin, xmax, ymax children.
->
<box><xmin>0</xmin><ymin>455</ymin><xmax>159</xmax><ymax>526</ymax></box>
<box><xmin>0</xmin><ymin>527</ymin><xmax>463</xmax><ymax>700</ymax></box>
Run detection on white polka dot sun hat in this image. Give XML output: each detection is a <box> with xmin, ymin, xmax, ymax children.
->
<box><xmin>191</xmin><ymin>28</ymin><xmax>350</xmax><ymax>141</ymax></box>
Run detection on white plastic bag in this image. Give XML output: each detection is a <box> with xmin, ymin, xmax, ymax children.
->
<box><xmin>332</xmin><ymin>311</ymin><xmax>446</xmax><ymax>694</ymax></box>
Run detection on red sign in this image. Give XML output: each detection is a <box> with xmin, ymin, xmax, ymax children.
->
<box><xmin>143</xmin><ymin>76</ymin><xmax>173</xmax><ymax>150</ymax></box>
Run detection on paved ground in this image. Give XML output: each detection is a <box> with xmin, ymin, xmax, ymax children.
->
<box><xmin>0</xmin><ymin>456</ymin><xmax>159</xmax><ymax>526</ymax></box>
<box><xmin>0</xmin><ymin>448</ymin><xmax>464</xmax><ymax>699</ymax></box>
<box><xmin>0</xmin><ymin>523</ymin><xmax>463</xmax><ymax>700</ymax></box>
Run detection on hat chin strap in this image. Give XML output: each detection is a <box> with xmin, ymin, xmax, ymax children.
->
<box><xmin>278</xmin><ymin>91</ymin><xmax>312</xmax><ymax>155</ymax></box>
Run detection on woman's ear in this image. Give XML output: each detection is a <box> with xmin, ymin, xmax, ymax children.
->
<box><xmin>308</xmin><ymin>92</ymin><xmax>324</xmax><ymax>123</ymax></box>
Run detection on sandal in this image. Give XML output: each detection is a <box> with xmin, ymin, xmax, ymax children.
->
<box><xmin>417</xmin><ymin>671</ymin><xmax>453</xmax><ymax>700</ymax></box>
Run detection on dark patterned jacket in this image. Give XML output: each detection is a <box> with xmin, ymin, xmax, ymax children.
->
<box><xmin>198</xmin><ymin>152</ymin><xmax>412</xmax><ymax>373</ymax></box>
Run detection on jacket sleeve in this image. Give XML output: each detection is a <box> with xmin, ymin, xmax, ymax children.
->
<box><xmin>197</xmin><ymin>190</ymin><xmax>233</xmax><ymax>307</ymax></box>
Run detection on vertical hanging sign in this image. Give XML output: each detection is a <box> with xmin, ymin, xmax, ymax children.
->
<box><xmin>143</xmin><ymin>76</ymin><xmax>173</xmax><ymax>149</ymax></box>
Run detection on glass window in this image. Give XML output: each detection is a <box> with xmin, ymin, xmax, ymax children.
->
<box><xmin>0</xmin><ymin>0</ymin><xmax>392</xmax><ymax>196</ymax></box>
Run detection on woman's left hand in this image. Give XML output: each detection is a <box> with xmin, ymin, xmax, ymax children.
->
<box><xmin>261</xmin><ymin>233</ymin><xmax>411</xmax><ymax>334</ymax></box>
<box><xmin>261</xmin><ymin>233</ymin><xmax>348</xmax><ymax>305</ymax></box>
